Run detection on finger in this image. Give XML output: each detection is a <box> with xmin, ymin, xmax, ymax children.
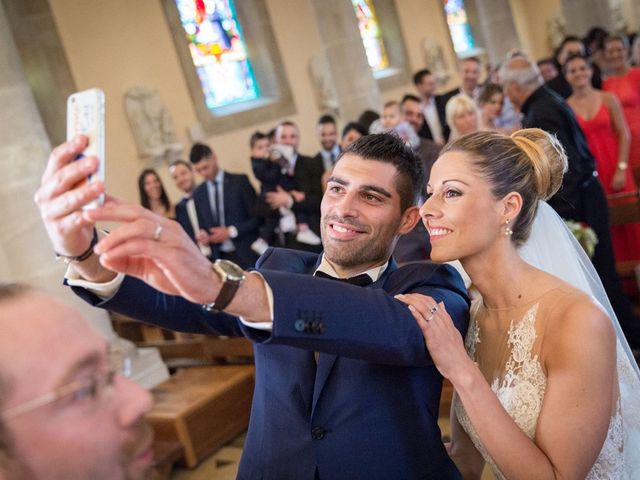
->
<box><xmin>83</xmin><ymin>202</ymin><xmax>158</xmax><ymax>224</ymax></box>
<box><xmin>94</xmin><ymin>218</ymin><xmax>157</xmax><ymax>255</ymax></box>
<box><xmin>38</xmin><ymin>181</ymin><xmax>104</xmax><ymax>222</ymax></box>
<box><xmin>41</xmin><ymin>136</ymin><xmax>89</xmax><ymax>182</ymax></box>
<box><xmin>36</xmin><ymin>155</ymin><xmax>100</xmax><ymax>206</ymax></box>
<box><xmin>408</xmin><ymin>305</ymin><xmax>431</xmax><ymax>337</ymax></box>
<box><xmin>47</xmin><ymin>210</ymin><xmax>94</xmax><ymax>238</ymax></box>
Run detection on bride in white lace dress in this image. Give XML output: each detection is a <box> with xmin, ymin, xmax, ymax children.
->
<box><xmin>397</xmin><ymin>128</ymin><xmax>640</xmax><ymax>479</ymax></box>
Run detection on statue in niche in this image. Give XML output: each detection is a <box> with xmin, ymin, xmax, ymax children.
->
<box><xmin>422</xmin><ymin>38</ymin><xmax>450</xmax><ymax>87</ymax></box>
<box><xmin>547</xmin><ymin>15</ymin><xmax>566</xmax><ymax>53</ymax></box>
<box><xmin>308</xmin><ymin>52</ymin><xmax>340</xmax><ymax>116</ymax></box>
<box><xmin>124</xmin><ymin>86</ymin><xmax>183</xmax><ymax>164</ymax></box>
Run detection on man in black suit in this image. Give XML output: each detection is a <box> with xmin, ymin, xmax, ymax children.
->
<box><xmin>413</xmin><ymin>69</ymin><xmax>446</xmax><ymax>145</ymax></box>
<box><xmin>169</xmin><ymin>159</ymin><xmax>212</xmax><ymax>258</ymax></box>
<box><xmin>189</xmin><ymin>143</ymin><xmax>259</xmax><ymax>269</ymax></box>
<box><xmin>313</xmin><ymin>114</ymin><xmax>341</xmax><ymax>172</ymax></box>
<box><xmin>501</xmin><ymin>56</ymin><xmax>640</xmax><ymax>349</ymax></box>
<box><xmin>266</xmin><ymin>121</ymin><xmax>324</xmax><ymax>252</ymax></box>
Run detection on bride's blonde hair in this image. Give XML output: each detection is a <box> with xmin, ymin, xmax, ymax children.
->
<box><xmin>441</xmin><ymin>128</ymin><xmax>567</xmax><ymax>244</ymax></box>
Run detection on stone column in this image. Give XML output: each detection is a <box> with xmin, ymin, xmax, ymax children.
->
<box><xmin>560</xmin><ymin>0</ymin><xmax>612</xmax><ymax>36</ymax></box>
<box><xmin>308</xmin><ymin>0</ymin><xmax>383</xmax><ymax>121</ymax></box>
<box><xmin>0</xmin><ymin>1</ymin><xmax>168</xmax><ymax>388</ymax></box>
<box><xmin>475</xmin><ymin>0</ymin><xmax>521</xmax><ymax>66</ymax></box>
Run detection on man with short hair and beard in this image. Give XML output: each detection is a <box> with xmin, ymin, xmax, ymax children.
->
<box><xmin>35</xmin><ymin>133</ymin><xmax>469</xmax><ymax>479</ymax></box>
<box><xmin>0</xmin><ymin>284</ymin><xmax>153</xmax><ymax>480</ymax></box>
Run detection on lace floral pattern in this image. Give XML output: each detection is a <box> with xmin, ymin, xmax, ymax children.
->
<box><xmin>456</xmin><ymin>302</ymin><xmax>626</xmax><ymax>479</ymax></box>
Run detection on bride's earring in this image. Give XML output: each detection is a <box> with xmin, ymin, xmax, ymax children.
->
<box><xmin>504</xmin><ymin>219</ymin><xmax>513</xmax><ymax>236</ymax></box>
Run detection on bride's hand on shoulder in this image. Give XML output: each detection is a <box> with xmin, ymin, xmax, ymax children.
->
<box><xmin>395</xmin><ymin>293</ymin><xmax>472</xmax><ymax>380</ymax></box>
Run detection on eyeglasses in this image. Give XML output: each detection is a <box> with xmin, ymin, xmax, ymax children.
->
<box><xmin>1</xmin><ymin>345</ymin><xmax>133</xmax><ymax>421</ymax></box>
<box><xmin>2</xmin><ymin>369</ymin><xmax>116</xmax><ymax>420</ymax></box>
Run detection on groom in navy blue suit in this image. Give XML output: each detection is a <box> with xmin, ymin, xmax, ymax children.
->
<box><xmin>38</xmin><ymin>134</ymin><xmax>469</xmax><ymax>479</ymax></box>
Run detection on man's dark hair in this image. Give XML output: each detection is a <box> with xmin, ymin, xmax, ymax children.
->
<box><xmin>583</xmin><ymin>26</ymin><xmax>609</xmax><ymax>54</ymax></box>
<box><xmin>169</xmin><ymin>159</ymin><xmax>192</xmax><ymax>170</ymax></box>
<box><xmin>189</xmin><ymin>143</ymin><xmax>213</xmax><ymax>164</ymax></box>
<box><xmin>536</xmin><ymin>57</ymin><xmax>556</xmax><ymax>67</ymax></box>
<box><xmin>341</xmin><ymin>122</ymin><xmax>368</xmax><ymax>139</ymax></box>
<box><xmin>357</xmin><ymin>110</ymin><xmax>380</xmax><ymax>132</ymax></box>
<box><xmin>317</xmin><ymin>114</ymin><xmax>336</xmax><ymax>126</ymax></box>
<box><xmin>336</xmin><ymin>133</ymin><xmax>425</xmax><ymax>212</ymax></box>
<box><xmin>401</xmin><ymin>94</ymin><xmax>421</xmax><ymax>106</ymax></box>
<box><xmin>554</xmin><ymin>35</ymin><xmax>583</xmax><ymax>62</ymax></box>
<box><xmin>249</xmin><ymin>131</ymin><xmax>268</xmax><ymax>148</ymax></box>
<box><xmin>413</xmin><ymin>69</ymin><xmax>432</xmax><ymax>85</ymax></box>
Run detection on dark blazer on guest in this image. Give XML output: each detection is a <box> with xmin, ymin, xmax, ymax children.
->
<box><xmin>435</xmin><ymin>91</ymin><xmax>455</xmax><ymax>141</ymax></box>
<box><xmin>71</xmin><ymin>248</ymin><xmax>469</xmax><ymax>480</ymax></box>
<box><xmin>175</xmin><ymin>196</ymin><xmax>196</xmax><ymax>242</ymax></box>
<box><xmin>291</xmin><ymin>154</ymin><xmax>324</xmax><ymax>236</ymax></box>
<box><xmin>192</xmin><ymin>171</ymin><xmax>259</xmax><ymax>268</ymax></box>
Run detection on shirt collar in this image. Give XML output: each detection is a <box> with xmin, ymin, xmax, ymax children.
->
<box><xmin>313</xmin><ymin>254</ymin><xmax>389</xmax><ymax>283</ymax></box>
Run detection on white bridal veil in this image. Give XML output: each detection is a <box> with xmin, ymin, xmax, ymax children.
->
<box><xmin>519</xmin><ymin>201</ymin><xmax>640</xmax><ymax>475</ymax></box>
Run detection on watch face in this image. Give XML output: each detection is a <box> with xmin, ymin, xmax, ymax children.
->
<box><xmin>215</xmin><ymin>259</ymin><xmax>246</xmax><ymax>282</ymax></box>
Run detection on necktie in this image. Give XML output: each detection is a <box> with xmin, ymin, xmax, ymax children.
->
<box><xmin>314</xmin><ymin>270</ymin><xmax>373</xmax><ymax>286</ymax></box>
<box><xmin>211</xmin><ymin>180</ymin><xmax>221</xmax><ymax>226</ymax></box>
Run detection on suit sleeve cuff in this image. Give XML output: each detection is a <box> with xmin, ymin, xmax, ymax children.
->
<box><xmin>65</xmin><ymin>267</ymin><xmax>125</xmax><ymax>301</ymax></box>
<box><xmin>237</xmin><ymin>271</ymin><xmax>273</xmax><ymax>331</ymax></box>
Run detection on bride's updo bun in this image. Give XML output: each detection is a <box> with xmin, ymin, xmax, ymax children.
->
<box><xmin>441</xmin><ymin>128</ymin><xmax>567</xmax><ymax>245</ymax></box>
<box><xmin>511</xmin><ymin>129</ymin><xmax>567</xmax><ymax>201</ymax></box>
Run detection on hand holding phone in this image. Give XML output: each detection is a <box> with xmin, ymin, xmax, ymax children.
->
<box><xmin>67</xmin><ymin>88</ymin><xmax>105</xmax><ymax>209</ymax></box>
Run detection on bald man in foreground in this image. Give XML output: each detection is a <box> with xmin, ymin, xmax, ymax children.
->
<box><xmin>0</xmin><ymin>284</ymin><xmax>154</xmax><ymax>480</ymax></box>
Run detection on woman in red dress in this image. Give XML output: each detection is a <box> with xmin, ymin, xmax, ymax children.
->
<box><xmin>602</xmin><ymin>35</ymin><xmax>640</xmax><ymax>184</ymax></box>
<box><xmin>566</xmin><ymin>54</ymin><xmax>640</xmax><ymax>262</ymax></box>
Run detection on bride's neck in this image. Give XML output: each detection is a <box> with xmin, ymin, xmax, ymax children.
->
<box><xmin>461</xmin><ymin>244</ymin><xmax>537</xmax><ymax>309</ymax></box>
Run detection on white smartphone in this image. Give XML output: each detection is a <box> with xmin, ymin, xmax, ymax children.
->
<box><xmin>67</xmin><ymin>88</ymin><xmax>105</xmax><ymax>209</ymax></box>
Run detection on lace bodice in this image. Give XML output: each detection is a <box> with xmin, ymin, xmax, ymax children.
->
<box><xmin>455</xmin><ymin>291</ymin><xmax>625</xmax><ymax>479</ymax></box>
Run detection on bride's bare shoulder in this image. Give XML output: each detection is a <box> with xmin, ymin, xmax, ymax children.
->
<box><xmin>542</xmin><ymin>278</ymin><xmax>616</xmax><ymax>360</ymax></box>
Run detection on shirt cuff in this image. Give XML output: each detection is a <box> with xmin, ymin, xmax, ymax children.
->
<box><xmin>65</xmin><ymin>267</ymin><xmax>125</xmax><ymax>301</ymax></box>
<box><xmin>228</xmin><ymin>225</ymin><xmax>238</xmax><ymax>239</ymax></box>
<box><xmin>237</xmin><ymin>271</ymin><xmax>274</xmax><ymax>331</ymax></box>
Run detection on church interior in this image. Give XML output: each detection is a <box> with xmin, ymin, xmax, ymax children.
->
<box><xmin>1</xmin><ymin>0</ymin><xmax>640</xmax><ymax>478</ymax></box>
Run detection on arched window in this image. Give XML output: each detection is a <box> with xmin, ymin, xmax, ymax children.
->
<box><xmin>444</xmin><ymin>0</ymin><xmax>476</xmax><ymax>55</ymax></box>
<box><xmin>163</xmin><ymin>0</ymin><xmax>294</xmax><ymax>135</ymax></box>
<box><xmin>351</xmin><ymin>0</ymin><xmax>389</xmax><ymax>72</ymax></box>
<box><xmin>175</xmin><ymin>0</ymin><xmax>259</xmax><ymax>109</ymax></box>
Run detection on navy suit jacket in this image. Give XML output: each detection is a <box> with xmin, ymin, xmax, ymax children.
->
<box><xmin>192</xmin><ymin>172</ymin><xmax>259</xmax><ymax>268</ymax></box>
<box><xmin>175</xmin><ymin>196</ymin><xmax>196</xmax><ymax>242</ymax></box>
<box><xmin>72</xmin><ymin>249</ymin><xmax>469</xmax><ymax>479</ymax></box>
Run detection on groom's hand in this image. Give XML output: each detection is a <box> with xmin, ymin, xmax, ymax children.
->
<box><xmin>85</xmin><ymin>203</ymin><xmax>221</xmax><ymax>304</ymax></box>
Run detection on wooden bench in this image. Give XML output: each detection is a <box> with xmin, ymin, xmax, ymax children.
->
<box><xmin>146</xmin><ymin>365</ymin><xmax>255</xmax><ymax>468</ymax></box>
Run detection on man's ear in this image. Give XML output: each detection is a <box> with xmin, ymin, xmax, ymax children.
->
<box><xmin>398</xmin><ymin>206</ymin><xmax>421</xmax><ymax>235</ymax></box>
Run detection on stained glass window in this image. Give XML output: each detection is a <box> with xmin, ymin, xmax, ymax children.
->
<box><xmin>352</xmin><ymin>0</ymin><xmax>389</xmax><ymax>72</ymax></box>
<box><xmin>175</xmin><ymin>0</ymin><xmax>259</xmax><ymax>109</ymax></box>
<box><xmin>444</xmin><ymin>0</ymin><xmax>476</xmax><ymax>54</ymax></box>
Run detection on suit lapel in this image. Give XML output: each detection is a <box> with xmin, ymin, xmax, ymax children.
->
<box><xmin>310</xmin><ymin>262</ymin><xmax>397</xmax><ymax>411</ymax></box>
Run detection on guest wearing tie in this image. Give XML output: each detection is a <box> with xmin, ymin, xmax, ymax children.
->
<box><xmin>313</xmin><ymin>114</ymin><xmax>341</xmax><ymax>172</ymax></box>
<box><xmin>169</xmin><ymin>159</ymin><xmax>212</xmax><ymax>259</ymax></box>
<box><xmin>413</xmin><ymin>69</ymin><xmax>446</xmax><ymax>145</ymax></box>
<box><xmin>189</xmin><ymin>142</ymin><xmax>260</xmax><ymax>269</ymax></box>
